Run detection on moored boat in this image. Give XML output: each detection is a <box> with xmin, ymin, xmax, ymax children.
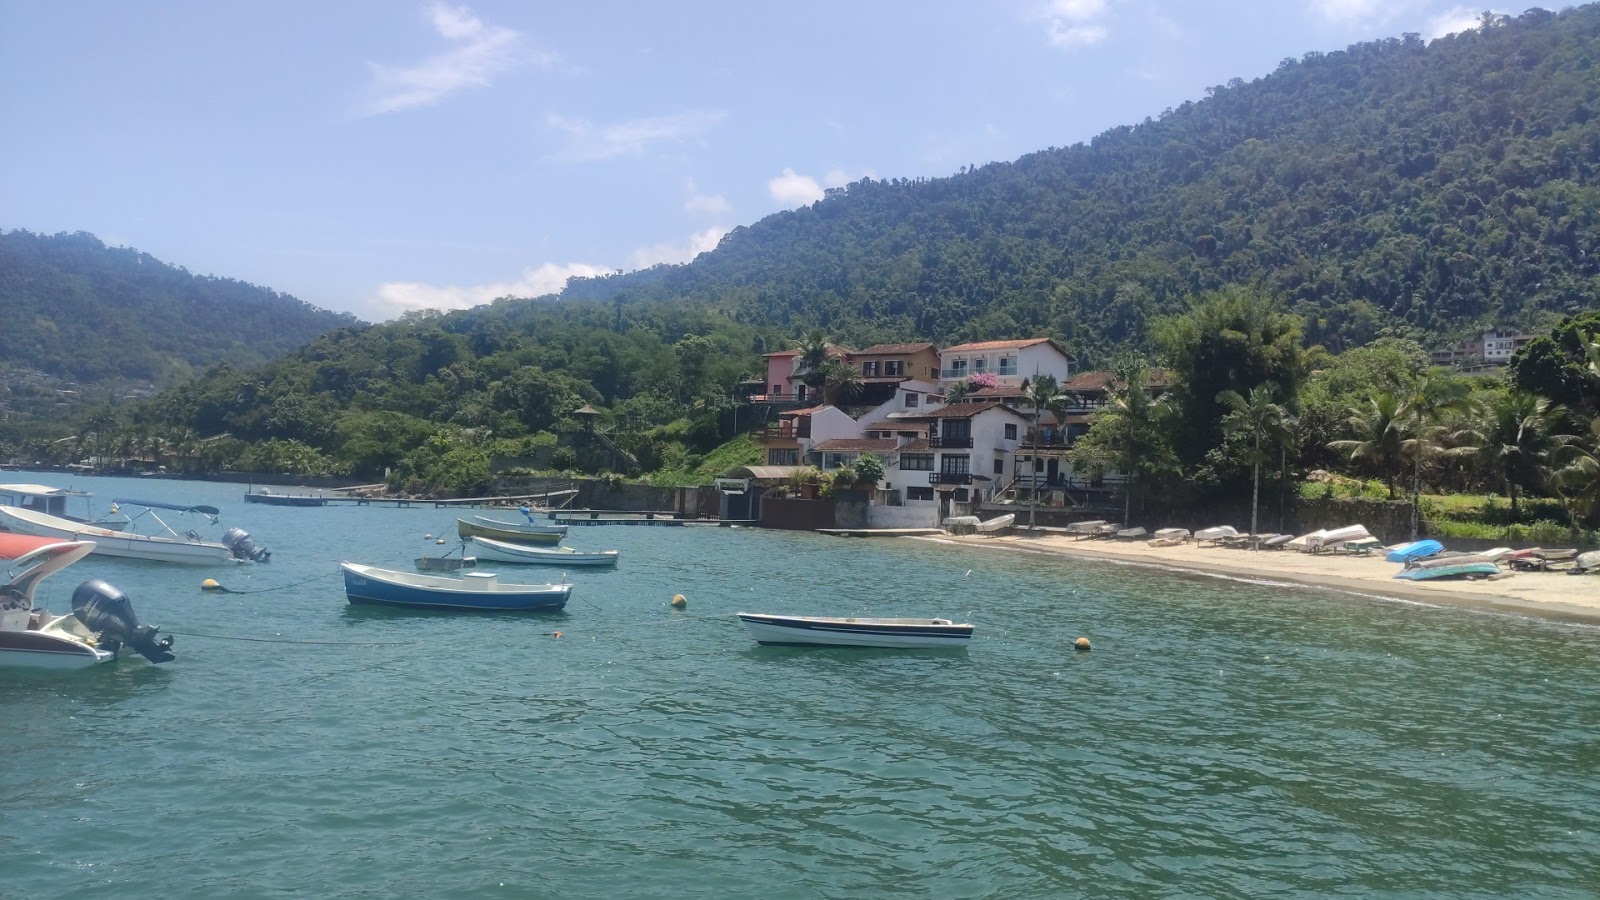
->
<box><xmin>456</xmin><ymin>517</ymin><xmax>565</xmax><ymax>545</ymax></box>
<box><xmin>736</xmin><ymin>612</ymin><xmax>973</xmax><ymax>648</ymax></box>
<box><xmin>0</xmin><ymin>482</ymin><xmax>129</xmax><ymax>529</ymax></box>
<box><xmin>0</xmin><ymin>533</ymin><xmax>176</xmax><ymax>669</ymax></box>
<box><xmin>468</xmin><ymin>536</ymin><xmax>619</xmax><ymax>567</ymax></box>
<box><xmin>341</xmin><ymin>562</ymin><xmax>572</xmax><ymax>611</ymax></box>
<box><xmin>0</xmin><ymin>504</ymin><xmax>238</xmax><ymax>565</ymax></box>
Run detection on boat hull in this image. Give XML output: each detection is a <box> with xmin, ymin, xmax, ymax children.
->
<box><xmin>0</xmin><ymin>628</ymin><xmax>115</xmax><ymax>669</ymax></box>
<box><xmin>1394</xmin><ymin>562</ymin><xmax>1501</xmax><ymax>581</ymax></box>
<box><xmin>469</xmin><ymin>536</ymin><xmax>618</xmax><ymax>567</ymax></box>
<box><xmin>0</xmin><ymin>506</ymin><xmax>233</xmax><ymax>564</ymax></box>
<box><xmin>342</xmin><ymin>562</ymin><xmax>571</xmax><ymax>611</ymax></box>
<box><xmin>456</xmin><ymin>519</ymin><xmax>564</xmax><ymax>545</ymax></box>
<box><xmin>737</xmin><ymin>613</ymin><xmax>973</xmax><ymax>649</ymax></box>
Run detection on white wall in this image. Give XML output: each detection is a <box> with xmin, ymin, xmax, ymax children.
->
<box><xmin>868</xmin><ymin>504</ymin><xmax>939</xmax><ymax>528</ymax></box>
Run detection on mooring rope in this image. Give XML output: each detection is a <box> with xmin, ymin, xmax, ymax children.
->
<box><xmin>161</xmin><ymin>630</ymin><xmax>418</xmax><ymax>647</ymax></box>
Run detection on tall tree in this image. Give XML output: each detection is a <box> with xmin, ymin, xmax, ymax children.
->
<box><xmin>1218</xmin><ymin>385</ymin><xmax>1290</xmax><ymax>542</ymax></box>
<box><xmin>1453</xmin><ymin>391</ymin><xmax>1566</xmax><ymax>520</ymax></box>
<box><xmin>1396</xmin><ymin>370</ymin><xmax>1474</xmax><ymax>539</ymax></box>
<box><xmin>1329</xmin><ymin>391</ymin><xmax>1408</xmax><ymax>498</ymax></box>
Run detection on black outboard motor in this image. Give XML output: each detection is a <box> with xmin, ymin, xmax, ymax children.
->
<box><xmin>223</xmin><ymin>526</ymin><xmax>271</xmax><ymax>562</ymax></box>
<box><xmin>71</xmin><ymin>579</ymin><xmax>176</xmax><ymax>664</ymax></box>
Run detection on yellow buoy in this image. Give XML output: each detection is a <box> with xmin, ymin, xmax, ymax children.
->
<box><xmin>1074</xmin><ymin>636</ymin><xmax>1092</xmax><ymax>652</ymax></box>
<box><xmin>201</xmin><ymin>578</ymin><xmax>223</xmax><ymax>592</ymax></box>
<box><xmin>670</xmin><ymin>594</ymin><xmax>687</xmax><ymax>608</ymax></box>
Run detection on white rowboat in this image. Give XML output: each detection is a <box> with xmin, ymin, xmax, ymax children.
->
<box><xmin>468</xmin><ymin>536</ymin><xmax>619</xmax><ymax>567</ymax></box>
<box><xmin>736</xmin><ymin>612</ymin><xmax>973</xmax><ymax>649</ymax></box>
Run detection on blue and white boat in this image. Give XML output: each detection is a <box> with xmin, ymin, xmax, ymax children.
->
<box><xmin>736</xmin><ymin>612</ymin><xmax>973</xmax><ymax>648</ymax></box>
<box><xmin>341</xmin><ymin>562</ymin><xmax>571</xmax><ymax>611</ymax></box>
<box><xmin>1385</xmin><ymin>539</ymin><xmax>1443</xmax><ymax>563</ymax></box>
<box><xmin>1393</xmin><ymin>561</ymin><xmax>1501</xmax><ymax>581</ymax></box>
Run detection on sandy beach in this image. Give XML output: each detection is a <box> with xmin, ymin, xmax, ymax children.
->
<box><xmin>931</xmin><ymin>530</ymin><xmax>1600</xmax><ymax>624</ymax></box>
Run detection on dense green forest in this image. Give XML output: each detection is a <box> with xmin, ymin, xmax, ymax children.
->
<box><xmin>7</xmin><ymin>6</ymin><xmax>1600</xmax><ymax>523</ymax></box>
<box><xmin>0</xmin><ymin>230</ymin><xmax>361</xmax><ymax>385</ymax></box>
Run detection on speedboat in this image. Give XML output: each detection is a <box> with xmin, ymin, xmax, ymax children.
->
<box><xmin>736</xmin><ymin>612</ymin><xmax>974</xmax><ymax>649</ymax></box>
<box><xmin>0</xmin><ymin>499</ymin><xmax>269</xmax><ymax>565</ymax></box>
<box><xmin>0</xmin><ymin>533</ymin><xmax>176</xmax><ymax>669</ymax></box>
<box><xmin>341</xmin><ymin>562</ymin><xmax>572</xmax><ymax>611</ymax></box>
<box><xmin>468</xmin><ymin>536</ymin><xmax>618</xmax><ymax>567</ymax></box>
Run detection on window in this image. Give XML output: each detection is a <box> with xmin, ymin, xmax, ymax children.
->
<box><xmin>901</xmin><ymin>453</ymin><xmax>934</xmax><ymax>471</ymax></box>
<box><xmin>973</xmin><ymin>356</ymin><xmax>988</xmax><ymax>373</ymax></box>
<box><xmin>993</xmin><ymin>459</ymin><xmax>1004</xmax><ymax>475</ymax></box>
<box><xmin>941</xmin><ymin>455</ymin><xmax>970</xmax><ymax>475</ymax></box>
<box><xmin>767</xmin><ymin>448</ymin><xmax>798</xmax><ymax>466</ymax></box>
<box><xmin>947</xmin><ymin>357</ymin><xmax>967</xmax><ymax>378</ymax></box>
<box><xmin>885</xmin><ymin>360</ymin><xmax>903</xmax><ymax>376</ymax></box>
<box><xmin>998</xmin><ymin>355</ymin><xmax>1017</xmax><ymax>375</ymax></box>
<box><xmin>953</xmin><ymin>488</ymin><xmax>969</xmax><ymax>502</ymax></box>
<box><xmin>904</xmin><ymin>393</ymin><xmax>919</xmax><ymax>408</ymax></box>
<box><xmin>771</xmin><ymin>383</ymin><xmax>781</xmax><ymax>395</ymax></box>
<box><xmin>822</xmin><ymin>452</ymin><xmax>853</xmax><ymax>470</ymax></box>
<box><xmin>1004</xmin><ymin>423</ymin><xmax>1018</xmax><ymax>440</ymax></box>
<box><xmin>862</xmin><ymin>361</ymin><xmax>879</xmax><ymax>377</ymax></box>
<box><xmin>907</xmin><ymin>486</ymin><xmax>935</xmax><ymax>501</ymax></box>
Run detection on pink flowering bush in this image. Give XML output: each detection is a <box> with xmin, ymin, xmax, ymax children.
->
<box><xmin>968</xmin><ymin>371</ymin><xmax>1000</xmax><ymax>389</ymax></box>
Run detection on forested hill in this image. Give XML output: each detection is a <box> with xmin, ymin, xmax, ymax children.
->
<box><xmin>0</xmin><ymin>230</ymin><xmax>362</xmax><ymax>384</ymax></box>
<box><xmin>563</xmin><ymin>6</ymin><xmax>1600</xmax><ymax>359</ymax></box>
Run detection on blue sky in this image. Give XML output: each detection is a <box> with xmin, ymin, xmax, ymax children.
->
<box><xmin>0</xmin><ymin>1</ymin><xmax>1552</xmax><ymax>322</ymax></box>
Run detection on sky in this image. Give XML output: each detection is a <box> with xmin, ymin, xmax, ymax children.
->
<box><xmin>0</xmin><ymin>1</ymin><xmax>1563</xmax><ymax>323</ymax></box>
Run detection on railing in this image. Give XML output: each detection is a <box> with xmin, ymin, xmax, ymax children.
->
<box><xmin>929</xmin><ymin>434</ymin><xmax>973</xmax><ymax>448</ymax></box>
<box><xmin>753</xmin><ymin>426</ymin><xmax>803</xmax><ymax>442</ymax></box>
<box><xmin>929</xmin><ymin>472</ymin><xmax>973</xmax><ymax>485</ymax></box>
<box><xmin>749</xmin><ymin>392</ymin><xmax>810</xmax><ymax>403</ymax></box>
<box><xmin>1022</xmin><ymin>429</ymin><xmax>1073</xmax><ymax>448</ymax></box>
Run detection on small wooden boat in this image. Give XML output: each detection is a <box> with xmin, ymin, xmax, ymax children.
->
<box><xmin>341</xmin><ymin>562</ymin><xmax>571</xmax><ymax>611</ymax></box>
<box><xmin>469</xmin><ymin>536</ymin><xmax>619</xmax><ymax>567</ymax></box>
<box><xmin>456</xmin><ymin>517</ymin><xmax>564</xmax><ymax>545</ymax></box>
<box><xmin>736</xmin><ymin>612</ymin><xmax>973</xmax><ymax>649</ymax></box>
<box><xmin>1115</xmin><ymin>526</ymin><xmax>1148</xmax><ymax>540</ymax></box>
<box><xmin>1393</xmin><ymin>561</ymin><xmax>1501</xmax><ymax>581</ymax></box>
<box><xmin>1194</xmin><ymin>525</ymin><xmax>1238</xmax><ymax>544</ymax></box>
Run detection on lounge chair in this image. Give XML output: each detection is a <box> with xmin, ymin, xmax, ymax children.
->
<box><xmin>1332</xmin><ymin>536</ymin><xmax>1382</xmax><ymax>556</ymax></box>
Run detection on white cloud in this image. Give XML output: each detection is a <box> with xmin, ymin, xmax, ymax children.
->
<box><xmin>769</xmin><ymin>168</ymin><xmax>824</xmax><ymax>206</ymax></box>
<box><xmin>626</xmin><ymin>227</ymin><xmax>729</xmax><ymax>270</ymax></box>
<box><xmin>1425</xmin><ymin>6</ymin><xmax>1493</xmax><ymax>39</ymax></box>
<box><xmin>358</xmin><ymin>3</ymin><xmax>546</xmax><ymax>117</ymax></box>
<box><xmin>684</xmin><ymin>178</ymin><xmax>731</xmax><ymax>215</ymax></box>
<box><xmin>545</xmin><ymin>110</ymin><xmax>727</xmax><ymax>162</ymax></box>
<box><xmin>1309</xmin><ymin>0</ymin><xmax>1383</xmax><ymax>24</ymax></box>
<box><xmin>1039</xmin><ymin>0</ymin><xmax>1112</xmax><ymax>48</ymax></box>
<box><xmin>370</xmin><ymin>261</ymin><xmax>609</xmax><ymax>318</ymax></box>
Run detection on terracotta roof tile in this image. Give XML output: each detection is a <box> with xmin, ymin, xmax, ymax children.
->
<box><xmin>856</xmin><ymin>342</ymin><xmax>935</xmax><ymax>355</ymax></box>
<box><xmin>944</xmin><ymin>338</ymin><xmax>1059</xmax><ymax>353</ymax></box>
<box><xmin>811</xmin><ymin>438</ymin><xmax>899</xmax><ymax>452</ymax></box>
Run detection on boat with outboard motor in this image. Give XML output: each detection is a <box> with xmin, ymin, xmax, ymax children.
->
<box><xmin>0</xmin><ymin>533</ymin><xmax>176</xmax><ymax>669</ymax></box>
<box><xmin>0</xmin><ymin>498</ymin><xmax>269</xmax><ymax>565</ymax></box>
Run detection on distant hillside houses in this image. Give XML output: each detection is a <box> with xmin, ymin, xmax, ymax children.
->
<box><xmin>741</xmin><ymin>338</ymin><xmax>1165</xmax><ymax>526</ymax></box>
<box><xmin>1429</xmin><ymin>329</ymin><xmax>1536</xmax><ymax>369</ymax></box>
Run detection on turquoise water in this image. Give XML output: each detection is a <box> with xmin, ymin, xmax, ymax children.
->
<box><xmin>3</xmin><ymin>474</ymin><xmax>1599</xmax><ymax>898</ymax></box>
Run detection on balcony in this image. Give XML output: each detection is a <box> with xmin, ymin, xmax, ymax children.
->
<box><xmin>1022</xmin><ymin>429</ymin><xmax>1073</xmax><ymax>448</ymax></box>
<box><xmin>753</xmin><ymin>425</ymin><xmax>806</xmax><ymax>442</ymax></box>
<box><xmin>749</xmin><ymin>391</ymin><xmax>810</xmax><ymax>404</ymax></box>
<box><xmin>929</xmin><ymin>472</ymin><xmax>973</xmax><ymax>485</ymax></box>
<box><xmin>929</xmin><ymin>434</ymin><xmax>973</xmax><ymax>449</ymax></box>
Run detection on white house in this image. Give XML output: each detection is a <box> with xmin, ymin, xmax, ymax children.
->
<box><xmin>938</xmin><ymin>338</ymin><xmax>1074</xmax><ymax>390</ymax></box>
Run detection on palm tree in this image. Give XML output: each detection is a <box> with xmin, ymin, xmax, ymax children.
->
<box><xmin>793</xmin><ymin>330</ymin><xmax>831</xmax><ymax>400</ymax></box>
<box><xmin>1019</xmin><ymin>374</ymin><xmax>1075</xmax><ymax>530</ymax></box>
<box><xmin>1329</xmin><ymin>391</ymin><xmax>1407</xmax><ymax>498</ymax></box>
<box><xmin>943</xmin><ymin>380</ymin><xmax>974</xmax><ymax>405</ymax></box>
<box><xmin>1218</xmin><ymin>385</ymin><xmax>1289</xmax><ymax>542</ymax></box>
<box><xmin>818</xmin><ymin>357</ymin><xmax>864</xmax><ymax>406</ymax></box>
<box><xmin>1553</xmin><ymin>416</ymin><xmax>1600</xmax><ymax>538</ymax></box>
<box><xmin>1454</xmin><ymin>391</ymin><xmax>1565</xmax><ymax>520</ymax></box>
<box><xmin>1396</xmin><ymin>371</ymin><xmax>1474</xmax><ymax>539</ymax></box>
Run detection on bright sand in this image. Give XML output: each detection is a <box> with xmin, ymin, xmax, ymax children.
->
<box><xmin>930</xmin><ymin>530</ymin><xmax>1600</xmax><ymax>624</ymax></box>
